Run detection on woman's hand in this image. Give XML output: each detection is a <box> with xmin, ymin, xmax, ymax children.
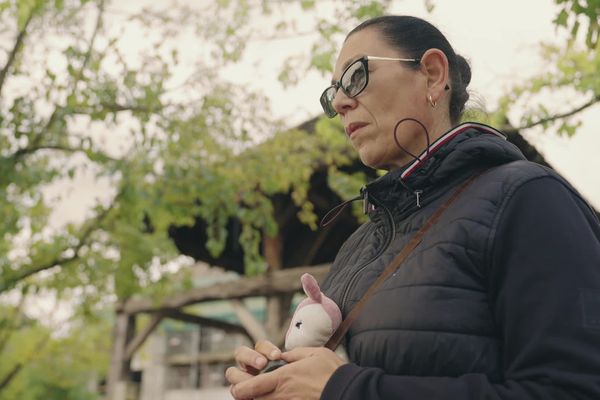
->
<box><xmin>230</xmin><ymin>347</ymin><xmax>347</xmax><ymax>400</ymax></box>
<box><xmin>226</xmin><ymin>340</ymin><xmax>283</xmax><ymax>386</ymax></box>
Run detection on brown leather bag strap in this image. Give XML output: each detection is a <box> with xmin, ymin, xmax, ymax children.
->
<box><xmin>324</xmin><ymin>171</ymin><xmax>485</xmax><ymax>351</ymax></box>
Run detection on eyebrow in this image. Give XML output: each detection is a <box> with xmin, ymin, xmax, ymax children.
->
<box><xmin>331</xmin><ymin>54</ymin><xmax>365</xmax><ymax>84</ymax></box>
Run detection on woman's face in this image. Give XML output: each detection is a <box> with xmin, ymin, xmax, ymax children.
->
<box><xmin>331</xmin><ymin>28</ymin><xmax>433</xmax><ymax>170</ymax></box>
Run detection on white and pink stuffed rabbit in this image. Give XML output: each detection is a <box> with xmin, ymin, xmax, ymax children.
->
<box><xmin>284</xmin><ymin>273</ymin><xmax>347</xmax><ymax>360</ymax></box>
<box><xmin>264</xmin><ymin>273</ymin><xmax>347</xmax><ymax>372</ymax></box>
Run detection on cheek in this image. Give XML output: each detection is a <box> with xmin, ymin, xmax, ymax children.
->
<box><xmin>370</xmin><ymin>93</ymin><xmax>426</xmax><ymax>147</ymax></box>
<box><xmin>364</xmin><ymin>84</ymin><xmax>418</xmax><ymax>131</ymax></box>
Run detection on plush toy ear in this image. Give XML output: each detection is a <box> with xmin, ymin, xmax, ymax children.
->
<box><xmin>301</xmin><ymin>273</ymin><xmax>322</xmax><ymax>302</ymax></box>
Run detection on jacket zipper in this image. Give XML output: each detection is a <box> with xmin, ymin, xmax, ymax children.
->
<box><xmin>340</xmin><ymin>189</ymin><xmax>396</xmax><ymax>313</ymax></box>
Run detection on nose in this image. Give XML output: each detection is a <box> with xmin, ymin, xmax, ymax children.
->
<box><xmin>332</xmin><ymin>88</ymin><xmax>358</xmax><ymax>117</ymax></box>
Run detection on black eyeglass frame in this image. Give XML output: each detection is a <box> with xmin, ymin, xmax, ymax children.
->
<box><xmin>320</xmin><ymin>55</ymin><xmax>420</xmax><ymax>118</ymax></box>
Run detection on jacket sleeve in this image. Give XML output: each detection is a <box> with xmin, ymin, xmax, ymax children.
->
<box><xmin>321</xmin><ymin>175</ymin><xmax>600</xmax><ymax>400</ymax></box>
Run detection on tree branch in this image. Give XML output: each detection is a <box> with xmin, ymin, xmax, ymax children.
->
<box><xmin>0</xmin><ymin>8</ymin><xmax>35</xmax><ymax>98</ymax></box>
<box><xmin>75</xmin><ymin>0</ymin><xmax>105</xmax><ymax>84</ymax></box>
<box><xmin>512</xmin><ymin>95</ymin><xmax>600</xmax><ymax>131</ymax></box>
<box><xmin>99</xmin><ymin>102</ymin><xmax>164</xmax><ymax>114</ymax></box>
<box><xmin>23</xmin><ymin>0</ymin><xmax>106</xmax><ymax>156</ymax></box>
<box><xmin>0</xmin><ymin>291</ymin><xmax>28</xmax><ymax>356</ymax></box>
<box><xmin>11</xmin><ymin>99</ymin><xmax>164</xmax><ymax>163</ymax></box>
<box><xmin>0</xmin><ymin>186</ymin><xmax>124</xmax><ymax>293</ymax></box>
<box><xmin>11</xmin><ymin>144</ymin><xmax>117</xmax><ymax>161</ymax></box>
<box><xmin>0</xmin><ymin>332</ymin><xmax>49</xmax><ymax>393</ymax></box>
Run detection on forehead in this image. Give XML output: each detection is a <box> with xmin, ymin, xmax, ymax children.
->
<box><xmin>333</xmin><ymin>27</ymin><xmax>398</xmax><ymax>79</ymax></box>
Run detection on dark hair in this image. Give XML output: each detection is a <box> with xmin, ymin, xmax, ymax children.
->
<box><xmin>348</xmin><ymin>15</ymin><xmax>471</xmax><ymax>124</ymax></box>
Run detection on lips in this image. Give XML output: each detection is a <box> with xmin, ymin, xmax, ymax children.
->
<box><xmin>345</xmin><ymin>122</ymin><xmax>368</xmax><ymax>137</ymax></box>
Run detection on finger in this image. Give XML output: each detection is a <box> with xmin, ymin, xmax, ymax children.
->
<box><xmin>225</xmin><ymin>366</ymin><xmax>254</xmax><ymax>385</ymax></box>
<box><xmin>281</xmin><ymin>346</ymin><xmax>321</xmax><ymax>363</ymax></box>
<box><xmin>254</xmin><ymin>340</ymin><xmax>282</xmax><ymax>360</ymax></box>
<box><xmin>231</xmin><ymin>370</ymin><xmax>279</xmax><ymax>400</ymax></box>
<box><xmin>234</xmin><ymin>345</ymin><xmax>268</xmax><ymax>371</ymax></box>
<box><xmin>229</xmin><ymin>385</ymin><xmax>252</xmax><ymax>400</ymax></box>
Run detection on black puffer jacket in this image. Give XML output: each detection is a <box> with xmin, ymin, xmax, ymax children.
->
<box><xmin>320</xmin><ymin>122</ymin><xmax>600</xmax><ymax>400</ymax></box>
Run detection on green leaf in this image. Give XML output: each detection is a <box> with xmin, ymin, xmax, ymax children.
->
<box><xmin>0</xmin><ymin>1</ymin><xmax>11</xmax><ymax>14</ymax></box>
<box><xmin>310</xmin><ymin>49</ymin><xmax>335</xmax><ymax>73</ymax></box>
<box><xmin>554</xmin><ymin>8</ymin><xmax>569</xmax><ymax>27</ymax></box>
<box><xmin>353</xmin><ymin>2</ymin><xmax>386</xmax><ymax>20</ymax></box>
<box><xmin>300</xmin><ymin>0</ymin><xmax>316</xmax><ymax>10</ymax></box>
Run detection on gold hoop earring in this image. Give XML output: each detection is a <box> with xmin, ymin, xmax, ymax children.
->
<box><xmin>428</xmin><ymin>94</ymin><xmax>437</xmax><ymax>108</ymax></box>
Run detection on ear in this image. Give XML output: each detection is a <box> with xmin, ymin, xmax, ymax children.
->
<box><xmin>419</xmin><ymin>48</ymin><xmax>449</xmax><ymax>103</ymax></box>
<box><xmin>301</xmin><ymin>273</ymin><xmax>322</xmax><ymax>302</ymax></box>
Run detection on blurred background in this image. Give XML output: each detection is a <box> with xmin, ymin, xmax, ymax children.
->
<box><xmin>0</xmin><ymin>0</ymin><xmax>598</xmax><ymax>399</ymax></box>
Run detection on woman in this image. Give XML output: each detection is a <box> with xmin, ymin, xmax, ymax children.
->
<box><xmin>226</xmin><ymin>15</ymin><xmax>600</xmax><ymax>399</ymax></box>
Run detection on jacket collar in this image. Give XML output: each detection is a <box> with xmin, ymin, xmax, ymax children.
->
<box><xmin>399</xmin><ymin>122</ymin><xmax>506</xmax><ymax>181</ymax></box>
<box><xmin>363</xmin><ymin>122</ymin><xmax>525</xmax><ymax>215</ymax></box>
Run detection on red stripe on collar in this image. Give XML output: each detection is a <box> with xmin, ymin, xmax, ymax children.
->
<box><xmin>400</xmin><ymin>122</ymin><xmax>505</xmax><ymax>181</ymax></box>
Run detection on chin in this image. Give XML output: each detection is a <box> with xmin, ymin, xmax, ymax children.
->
<box><xmin>359</xmin><ymin>152</ymin><xmax>407</xmax><ymax>171</ymax></box>
<box><xmin>358</xmin><ymin>153</ymin><xmax>384</xmax><ymax>170</ymax></box>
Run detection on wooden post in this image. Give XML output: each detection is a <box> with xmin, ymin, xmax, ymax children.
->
<box><xmin>106</xmin><ymin>311</ymin><xmax>135</xmax><ymax>400</ymax></box>
<box><xmin>263</xmin><ymin>234</ymin><xmax>292</xmax><ymax>341</ymax></box>
<box><xmin>263</xmin><ymin>234</ymin><xmax>283</xmax><ymax>272</ymax></box>
<box><xmin>124</xmin><ymin>312</ymin><xmax>164</xmax><ymax>360</ymax></box>
<box><xmin>231</xmin><ymin>300</ymin><xmax>268</xmax><ymax>342</ymax></box>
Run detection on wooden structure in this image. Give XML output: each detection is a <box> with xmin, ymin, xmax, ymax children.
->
<box><xmin>106</xmin><ymin>117</ymin><xmax>371</xmax><ymax>399</ymax></box>
<box><xmin>106</xmin><ymin>264</ymin><xmax>331</xmax><ymax>400</ymax></box>
<box><xmin>105</xmin><ymin>119</ymin><xmax>600</xmax><ymax>399</ymax></box>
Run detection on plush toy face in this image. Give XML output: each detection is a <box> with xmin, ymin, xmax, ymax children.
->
<box><xmin>284</xmin><ymin>273</ymin><xmax>342</xmax><ymax>351</ymax></box>
<box><xmin>285</xmin><ymin>303</ymin><xmax>334</xmax><ymax>350</ymax></box>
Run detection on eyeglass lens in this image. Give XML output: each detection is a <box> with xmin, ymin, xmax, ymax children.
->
<box><xmin>321</xmin><ymin>59</ymin><xmax>367</xmax><ymax>117</ymax></box>
<box><xmin>341</xmin><ymin>60</ymin><xmax>367</xmax><ymax>97</ymax></box>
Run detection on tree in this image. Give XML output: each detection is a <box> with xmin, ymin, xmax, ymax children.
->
<box><xmin>0</xmin><ymin>0</ymin><xmax>395</xmax><ymax>293</ymax></box>
<box><xmin>0</xmin><ymin>300</ymin><xmax>111</xmax><ymax>400</ymax></box>
<box><xmin>484</xmin><ymin>0</ymin><xmax>600</xmax><ymax>137</ymax></box>
<box><xmin>0</xmin><ymin>0</ymin><xmax>392</xmax><ymax>394</ymax></box>
<box><xmin>554</xmin><ymin>0</ymin><xmax>600</xmax><ymax>48</ymax></box>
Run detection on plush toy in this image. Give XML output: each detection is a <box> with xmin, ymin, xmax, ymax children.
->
<box><xmin>284</xmin><ymin>273</ymin><xmax>347</xmax><ymax>360</ymax></box>
<box><xmin>264</xmin><ymin>273</ymin><xmax>346</xmax><ymax>372</ymax></box>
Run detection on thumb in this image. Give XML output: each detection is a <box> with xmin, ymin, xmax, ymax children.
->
<box><xmin>281</xmin><ymin>347</ymin><xmax>322</xmax><ymax>363</ymax></box>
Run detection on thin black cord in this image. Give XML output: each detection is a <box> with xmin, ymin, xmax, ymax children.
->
<box><xmin>319</xmin><ymin>195</ymin><xmax>362</xmax><ymax>228</ymax></box>
<box><xmin>392</xmin><ymin>118</ymin><xmax>431</xmax><ymax>161</ymax></box>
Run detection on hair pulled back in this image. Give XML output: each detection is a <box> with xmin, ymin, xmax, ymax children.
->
<box><xmin>348</xmin><ymin>16</ymin><xmax>471</xmax><ymax>124</ymax></box>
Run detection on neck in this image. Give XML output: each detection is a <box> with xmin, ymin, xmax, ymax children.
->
<box><xmin>428</xmin><ymin>115</ymin><xmax>453</xmax><ymax>144</ymax></box>
<box><xmin>385</xmin><ymin>116</ymin><xmax>453</xmax><ymax>171</ymax></box>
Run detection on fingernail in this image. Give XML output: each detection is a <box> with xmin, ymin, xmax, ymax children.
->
<box><xmin>255</xmin><ymin>356</ymin><xmax>266</xmax><ymax>368</ymax></box>
<box><xmin>270</xmin><ymin>349</ymin><xmax>281</xmax><ymax>359</ymax></box>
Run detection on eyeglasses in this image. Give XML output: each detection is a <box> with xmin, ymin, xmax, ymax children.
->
<box><xmin>319</xmin><ymin>55</ymin><xmax>420</xmax><ymax>118</ymax></box>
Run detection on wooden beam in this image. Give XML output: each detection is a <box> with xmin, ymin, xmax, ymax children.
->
<box><xmin>167</xmin><ymin>350</ymin><xmax>235</xmax><ymax>366</ymax></box>
<box><xmin>124</xmin><ymin>312</ymin><xmax>164</xmax><ymax>360</ymax></box>
<box><xmin>162</xmin><ymin>309</ymin><xmax>253</xmax><ymax>342</ymax></box>
<box><xmin>121</xmin><ymin>264</ymin><xmax>331</xmax><ymax>315</ymax></box>
<box><xmin>231</xmin><ymin>300</ymin><xmax>268</xmax><ymax>342</ymax></box>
